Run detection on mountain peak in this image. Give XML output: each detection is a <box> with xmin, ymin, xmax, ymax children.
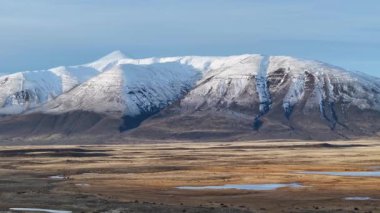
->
<box><xmin>97</xmin><ymin>50</ymin><xmax>127</xmax><ymax>62</ymax></box>
<box><xmin>87</xmin><ymin>50</ymin><xmax>128</xmax><ymax>71</ymax></box>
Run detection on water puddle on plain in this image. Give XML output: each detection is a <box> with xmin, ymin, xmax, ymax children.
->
<box><xmin>296</xmin><ymin>171</ymin><xmax>380</xmax><ymax>177</ymax></box>
<box><xmin>177</xmin><ymin>183</ymin><xmax>302</xmax><ymax>191</ymax></box>
<box><xmin>75</xmin><ymin>183</ymin><xmax>90</xmax><ymax>187</ymax></box>
<box><xmin>344</xmin><ymin>197</ymin><xmax>374</xmax><ymax>201</ymax></box>
<box><xmin>48</xmin><ymin>175</ymin><xmax>66</xmax><ymax>180</ymax></box>
<box><xmin>9</xmin><ymin>208</ymin><xmax>72</xmax><ymax>213</ymax></box>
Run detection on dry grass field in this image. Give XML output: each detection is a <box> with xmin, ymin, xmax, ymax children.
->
<box><xmin>0</xmin><ymin>139</ymin><xmax>380</xmax><ymax>212</ymax></box>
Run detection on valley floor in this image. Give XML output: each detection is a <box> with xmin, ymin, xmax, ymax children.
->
<box><xmin>0</xmin><ymin>139</ymin><xmax>379</xmax><ymax>213</ymax></box>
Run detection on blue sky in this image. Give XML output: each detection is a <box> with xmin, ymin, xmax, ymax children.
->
<box><xmin>0</xmin><ymin>0</ymin><xmax>379</xmax><ymax>76</ymax></box>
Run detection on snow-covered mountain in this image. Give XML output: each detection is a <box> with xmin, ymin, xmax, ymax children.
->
<box><xmin>0</xmin><ymin>54</ymin><xmax>112</xmax><ymax>115</ymax></box>
<box><xmin>0</xmin><ymin>51</ymin><xmax>379</xmax><ymax>141</ymax></box>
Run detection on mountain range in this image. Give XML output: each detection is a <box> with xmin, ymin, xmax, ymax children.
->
<box><xmin>0</xmin><ymin>51</ymin><xmax>379</xmax><ymax>143</ymax></box>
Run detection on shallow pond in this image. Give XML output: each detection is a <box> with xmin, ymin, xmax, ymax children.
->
<box><xmin>9</xmin><ymin>208</ymin><xmax>72</xmax><ymax>213</ymax></box>
<box><xmin>177</xmin><ymin>183</ymin><xmax>302</xmax><ymax>191</ymax></box>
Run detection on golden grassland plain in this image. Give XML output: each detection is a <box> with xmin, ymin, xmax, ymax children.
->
<box><xmin>0</xmin><ymin>139</ymin><xmax>379</xmax><ymax>213</ymax></box>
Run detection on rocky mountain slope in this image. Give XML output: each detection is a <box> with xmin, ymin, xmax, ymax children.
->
<box><xmin>0</xmin><ymin>51</ymin><xmax>379</xmax><ymax>142</ymax></box>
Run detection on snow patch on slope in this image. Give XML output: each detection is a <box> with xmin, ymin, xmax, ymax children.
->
<box><xmin>122</xmin><ymin>62</ymin><xmax>200</xmax><ymax>116</ymax></box>
<box><xmin>180</xmin><ymin>55</ymin><xmax>262</xmax><ymax>110</ymax></box>
<box><xmin>268</xmin><ymin>56</ymin><xmax>380</xmax><ymax>114</ymax></box>
<box><xmin>38</xmin><ymin>62</ymin><xmax>200</xmax><ymax>117</ymax></box>
<box><xmin>49</xmin><ymin>66</ymin><xmax>100</xmax><ymax>92</ymax></box>
<box><xmin>0</xmin><ymin>51</ymin><xmax>129</xmax><ymax>115</ymax></box>
<box><xmin>0</xmin><ymin>71</ymin><xmax>62</xmax><ymax>114</ymax></box>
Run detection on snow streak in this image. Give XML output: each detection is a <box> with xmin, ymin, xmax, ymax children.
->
<box><xmin>253</xmin><ymin>56</ymin><xmax>272</xmax><ymax>129</ymax></box>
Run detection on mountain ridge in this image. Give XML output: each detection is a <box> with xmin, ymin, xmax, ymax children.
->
<box><xmin>0</xmin><ymin>51</ymin><xmax>379</xmax><ymax>142</ymax></box>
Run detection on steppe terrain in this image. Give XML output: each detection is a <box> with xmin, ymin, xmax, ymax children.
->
<box><xmin>0</xmin><ymin>139</ymin><xmax>379</xmax><ymax>213</ymax></box>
